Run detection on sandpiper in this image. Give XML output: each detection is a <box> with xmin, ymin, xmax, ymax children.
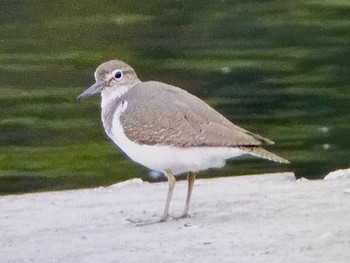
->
<box><xmin>77</xmin><ymin>60</ymin><xmax>289</xmax><ymax>225</ymax></box>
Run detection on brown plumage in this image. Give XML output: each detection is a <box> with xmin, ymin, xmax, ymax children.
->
<box><xmin>116</xmin><ymin>81</ymin><xmax>288</xmax><ymax>163</ymax></box>
<box><xmin>78</xmin><ymin>60</ymin><xmax>289</xmax><ymax>225</ymax></box>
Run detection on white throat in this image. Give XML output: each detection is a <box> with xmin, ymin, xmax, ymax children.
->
<box><xmin>101</xmin><ymin>85</ymin><xmax>133</xmax><ymax>110</ymax></box>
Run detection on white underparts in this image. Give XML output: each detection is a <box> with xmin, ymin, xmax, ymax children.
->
<box><xmin>101</xmin><ymin>98</ymin><xmax>246</xmax><ymax>175</ymax></box>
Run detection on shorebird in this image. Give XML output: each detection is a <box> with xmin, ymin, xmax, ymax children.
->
<box><xmin>77</xmin><ymin>60</ymin><xmax>289</xmax><ymax>225</ymax></box>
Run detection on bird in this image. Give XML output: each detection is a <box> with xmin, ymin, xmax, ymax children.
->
<box><xmin>77</xmin><ymin>60</ymin><xmax>289</xmax><ymax>225</ymax></box>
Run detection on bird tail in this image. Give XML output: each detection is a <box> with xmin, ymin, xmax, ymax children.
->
<box><xmin>239</xmin><ymin>146</ymin><xmax>290</xmax><ymax>164</ymax></box>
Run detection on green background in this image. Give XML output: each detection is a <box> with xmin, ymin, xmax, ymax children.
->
<box><xmin>1</xmin><ymin>0</ymin><xmax>349</xmax><ymax>194</ymax></box>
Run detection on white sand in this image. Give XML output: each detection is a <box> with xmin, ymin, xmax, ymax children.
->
<box><xmin>1</xmin><ymin>171</ymin><xmax>350</xmax><ymax>263</ymax></box>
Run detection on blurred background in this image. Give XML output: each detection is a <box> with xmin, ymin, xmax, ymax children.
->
<box><xmin>0</xmin><ymin>0</ymin><xmax>349</xmax><ymax>194</ymax></box>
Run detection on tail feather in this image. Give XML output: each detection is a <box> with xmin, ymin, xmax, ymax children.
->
<box><xmin>239</xmin><ymin>146</ymin><xmax>290</xmax><ymax>164</ymax></box>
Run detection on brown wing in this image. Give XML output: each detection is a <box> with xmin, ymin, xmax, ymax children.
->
<box><xmin>119</xmin><ymin>81</ymin><xmax>273</xmax><ymax>147</ymax></box>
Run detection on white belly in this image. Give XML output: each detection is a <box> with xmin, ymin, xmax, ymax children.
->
<box><xmin>102</xmin><ymin>103</ymin><xmax>246</xmax><ymax>175</ymax></box>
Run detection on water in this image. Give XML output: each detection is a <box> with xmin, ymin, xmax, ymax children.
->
<box><xmin>0</xmin><ymin>0</ymin><xmax>349</xmax><ymax>194</ymax></box>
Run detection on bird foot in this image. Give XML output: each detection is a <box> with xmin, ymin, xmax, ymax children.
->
<box><xmin>126</xmin><ymin>214</ymin><xmax>172</xmax><ymax>226</ymax></box>
<box><xmin>171</xmin><ymin>212</ymin><xmax>191</xmax><ymax>220</ymax></box>
<box><xmin>126</xmin><ymin>210</ymin><xmax>192</xmax><ymax>226</ymax></box>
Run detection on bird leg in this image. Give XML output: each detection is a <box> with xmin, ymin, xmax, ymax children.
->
<box><xmin>127</xmin><ymin>170</ymin><xmax>176</xmax><ymax>226</ymax></box>
<box><xmin>127</xmin><ymin>171</ymin><xmax>196</xmax><ymax>226</ymax></box>
<box><xmin>173</xmin><ymin>171</ymin><xmax>196</xmax><ymax>219</ymax></box>
<box><xmin>160</xmin><ymin>170</ymin><xmax>176</xmax><ymax>220</ymax></box>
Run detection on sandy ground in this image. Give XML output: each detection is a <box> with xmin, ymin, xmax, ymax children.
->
<box><xmin>1</xmin><ymin>171</ymin><xmax>350</xmax><ymax>263</ymax></box>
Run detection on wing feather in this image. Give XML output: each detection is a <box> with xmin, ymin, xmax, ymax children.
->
<box><xmin>119</xmin><ymin>81</ymin><xmax>274</xmax><ymax>147</ymax></box>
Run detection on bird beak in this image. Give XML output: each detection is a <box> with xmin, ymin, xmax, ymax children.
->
<box><xmin>77</xmin><ymin>82</ymin><xmax>102</xmax><ymax>100</ymax></box>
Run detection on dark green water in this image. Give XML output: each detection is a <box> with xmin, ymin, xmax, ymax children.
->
<box><xmin>1</xmin><ymin>0</ymin><xmax>349</xmax><ymax>194</ymax></box>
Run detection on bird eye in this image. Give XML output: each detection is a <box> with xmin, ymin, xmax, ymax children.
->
<box><xmin>113</xmin><ymin>70</ymin><xmax>123</xmax><ymax>80</ymax></box>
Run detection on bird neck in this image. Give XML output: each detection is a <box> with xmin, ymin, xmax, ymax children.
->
<box><xmin>100</xmin><ymin>83</ymin><xmax>137</xmax><ymax>110</ymax></box>
<box><xmin>100</xmin><ymin>83</ymin><xmax>140</xmax><ymax>134</ymax></box>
